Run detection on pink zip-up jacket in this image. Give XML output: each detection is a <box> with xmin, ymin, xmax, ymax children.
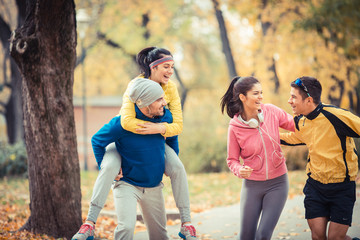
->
<box><xmin>227</xmin><ymin>104</ymin><xmax>295</xmax><ymax>181</ymax></box>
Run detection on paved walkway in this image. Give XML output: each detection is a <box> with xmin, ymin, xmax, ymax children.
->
<box><xmin>134</xmin><ymin>189</ymin><xmax>360</xmax><ymax>240</ymax></box>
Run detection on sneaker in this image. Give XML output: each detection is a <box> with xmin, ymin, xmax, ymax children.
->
<box><xmin>72</xmin><ymin>223</ymin><xmax>95</xmax><ymax>240</ymax></box>
<box><xmin>178</xmin><ymin>224</ymin><xmax>197</xmax><ymax>240</ymax></box>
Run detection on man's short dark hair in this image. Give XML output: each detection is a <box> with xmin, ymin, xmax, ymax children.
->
<box><xmin>291</xmin><ymin>76</ymin><xmax>322</xmax><ymax>104</ymax></box>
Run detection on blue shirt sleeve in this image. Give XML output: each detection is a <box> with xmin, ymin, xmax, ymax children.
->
<box><xmin>165</xmin><ymin>136</ymin><xmax>179</xmax><ymax>155</ymax></box>
<box><xmin>91</xmin><ymin>116</ymin><xmax>123</xmax><ymax>168</ymax></box>
<box><xmin>161</xmin><ymin>109</ymin><xmax>179</xmax><ymax>155</ymax></box>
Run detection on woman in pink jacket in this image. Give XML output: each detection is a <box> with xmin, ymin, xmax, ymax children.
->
<box><xmin>220</xmin><ymin>76</ymin><xmax>295</xmax><ymax>240</ymax></box>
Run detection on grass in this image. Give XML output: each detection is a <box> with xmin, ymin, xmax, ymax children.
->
<box><xmin>1</xmin><ymin>170</ymin><xmax>352</xmax><ymax>215</ymax></box>
<box><xmin>0</xmin><ymin>170</ymin><xmax>344</xmax><ymax>239</ymax></box>
<box><xmin>87</xmin><ymin>170</ymin><xmax>309</xmax><ymax>214</ymax></box>
<box><xmin>0</xmin><ymin>170</ymin><xmax>309</xmax><ymax>210</ymax></box>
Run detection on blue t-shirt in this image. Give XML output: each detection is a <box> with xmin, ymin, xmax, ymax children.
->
<box><xmin>91</xmin><ymin>106</ymin><xmax>178</xmax><ymax>187</ymax></box>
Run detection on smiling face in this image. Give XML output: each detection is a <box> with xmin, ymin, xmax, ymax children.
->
<box><xmin>149</xmin><ymin>55</ymin><xmax>174</xmax><ymax>85</ymax></box>
<box><xmin>147</xmin><ymin>94</ymin><xmax>167</xmax><ymax>117</ymax></box>
<box><xmin>240</xmin><ymin>83</ymin><xmax>263</xmax><ymax>114</ymax></box>
<box><xmin>288</xmin><ymin>87</ymin><xmax>313</xmax><ymax>116</ymax></box>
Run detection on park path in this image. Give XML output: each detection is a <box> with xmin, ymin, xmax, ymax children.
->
<box><xmin>133</xmin><ymin>189</ymin><xmax>360</xmax><ymax>240</ymax></box>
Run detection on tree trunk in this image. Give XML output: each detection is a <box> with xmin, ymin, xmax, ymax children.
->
<box><xmin>173</xmin><ymin>67</ymin><xmax>188</xmax><ymax>109</ymax></box>
<box><xmin>9</xmin><ymin>0</ymin><xmax>82</xmax><ymax>238</ymax></box>
<box><xmin>254</xmin><ymin>0</ymin><xmax>281</xmax><ymax>93</ymax></box>
<box><xmin>211</xmin><ymin>0</ymin><xmax>237</xmax><ymax>79</ymax></box>
<box><xmin>268</xmin><ymin>56</ymin><xmax>280</xmax><ymax>93</ymax></box>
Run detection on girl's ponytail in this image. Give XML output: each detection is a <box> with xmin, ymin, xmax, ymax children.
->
<box><xmin>220</xmin><ymin>76</ymin><xmax>259</xmax><ymax>118</ymax></box>
<box><xmin>136</xmin><ymin>47</ymin><xmax>156</xmax><ymax>78</ymax></box>
<box><xmin>221</xmin><ymin>76</ymin><xmax>242</xmax><ymax>118</ymax></box>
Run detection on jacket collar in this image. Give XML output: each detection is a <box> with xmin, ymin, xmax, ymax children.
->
<box><xmin>135</xmin><ymin>105</ymin><xmax>167</xmax><ymax>122</ymax></box>
<box><xmin>306</xmin><ymin>102</ymin><xmax>323</xmax><ymax>120</ymax></box>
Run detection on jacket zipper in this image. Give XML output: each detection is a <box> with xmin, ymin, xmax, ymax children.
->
<box><xmin>258</xmin><ymin>128</ymin><xmax>268</xmax><ymax>180</ymax></box>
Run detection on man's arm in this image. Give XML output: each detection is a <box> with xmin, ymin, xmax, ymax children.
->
<box><xmin>165</xmin><ymin>136</ymin><xmax>179</xmax><ymax>155</ymax></box>
<box><xmin>91</xmin><ymin>116</ymin><xmax>122</xmax><ymax>168</ymax></box>
<box><xmin>161</xmin><ymin>108</ymin><xmax>179</xmax><ymax>154</ymax></box>
<box><xmin>280</xmin><ymin>132</ymin><xmax>305</xmax><ymax>146</ymax></box>
<box><xmin>326</xmin><ymin>107</ymin><xmax>360</xmax><ymax>138</ymax></box>
<box><xmin>280</xmin><ymin>114</ymin><xmax>305</xmax><ymax>146</ymax></box>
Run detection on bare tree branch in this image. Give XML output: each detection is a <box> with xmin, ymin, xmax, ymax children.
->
<box><xmin>96</xmin><ymin>31</ymin><xmax>136</xmax><ymax>63</ymax></box>
<box><xmin>173</xmin><ymin>67</ymin><xmax>189</xmax><ymax>109</ymax></box>
<box><xmin>211</xmin><ymin>0</ymin><xmax>237</xmax><ymax>79</ymax></box>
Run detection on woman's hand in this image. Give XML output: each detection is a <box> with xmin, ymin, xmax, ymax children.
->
<box><xmin>114</xmin><ymin>169</ymin><xmax>123</xmax><ymax>181</ymax></box>
<box><xmin>239</xmin><ymin>165</ymin><xmax>253</xmax><ymax>178</ymax></box>
<box><xmin>136</xmin><ymin>122</ymin><xmax>166</xmax><ymax>135</ymax></box>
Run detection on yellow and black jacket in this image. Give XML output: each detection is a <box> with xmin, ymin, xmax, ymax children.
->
<box><xmin>281</xmin><ymin>103</ymin><xmax>360</xmax><ymax>184</ymax></box>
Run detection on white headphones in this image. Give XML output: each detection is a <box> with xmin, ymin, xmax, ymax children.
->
<box><xmin>238</xmin><ymin>110</ymin><xmax>264</xmax><ymax>128</ymax></box>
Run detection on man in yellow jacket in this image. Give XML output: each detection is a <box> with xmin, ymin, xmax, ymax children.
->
<box><xmin>281</xmin><ymin>76</ymin><xmax>360</xmax><ymax>240</ymax></box>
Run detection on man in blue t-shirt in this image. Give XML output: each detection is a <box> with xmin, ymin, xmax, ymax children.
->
<box><xmin>92</xmin><ymin>78</ymin><xmax>177</xmax><ymax>240</ymax></box>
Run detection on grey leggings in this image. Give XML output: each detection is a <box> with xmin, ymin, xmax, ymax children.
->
<box><xmin>238</xmin><ymin>173</ymin><xmax>289</xmax><ymax>240</ymax></box>
<box><xmin>86</xmin><ymin>143</ymin><xmax>191</xmax><ymax>224</ymax></box>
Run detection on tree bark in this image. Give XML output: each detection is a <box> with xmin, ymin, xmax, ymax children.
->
<box><xmin>9</xmin><ymin>0</ymin><xmax>82</xmax><ymax>238</ymax></box>
<box><xmin>211</xmin><ymin>0</ymin><xmax>237</xmax><ymax>79</ymax></box>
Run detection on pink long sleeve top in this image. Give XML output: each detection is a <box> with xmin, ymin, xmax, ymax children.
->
<box><xmin>227</xmin><ymin>104</ymin><xmax>295</xmax><ymax>181</ymax></box>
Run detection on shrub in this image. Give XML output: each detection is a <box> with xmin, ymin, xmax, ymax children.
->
<box><xmin>0</xmin><ymin>141</ymin><xmax>28</xmax><ymax>178</ymax></box>
<box><xmin>282</xmin><ymin>145</ymin><xmax>308</xmax><ymax>170</ymax></box>
<box><xmin>179</xmin><ymin>91</ymin><xmax>230</xmax><ymax>173</ymax></box>
<box><xmin>180</xmin><ymin>134</ymin><xmax>228</xmax><ymax>173</ymax></box>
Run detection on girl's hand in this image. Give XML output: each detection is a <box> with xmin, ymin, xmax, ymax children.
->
<box><xmin>239</xmin><ymin>165</ymin><xmax>253</xmax><ymax>178</ymax></box>
<box><xmin>114</xmin><ymin>169</ymin><xmax>123</xmax><ymax>181</ymax></box>
<box><xmin>136</xmin><ymin>122</ymin><xmax>166</xmax><ymax>135</ymax></box>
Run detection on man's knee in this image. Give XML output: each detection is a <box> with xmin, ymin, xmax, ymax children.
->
<box><xmin>311</xmin><ymin>232</ymin><xmax>326</xmax><ymax>240</ymax></box>
<box><xmin>120</xmin><ymin>222</ymin><xmax>135</xmax><ymax>233</ymax></box>
<box><xmin>327</xmin><ymin>223</ymin><xmax>350</xmax><ymax>240</ymax></box>
<box><xmin>114</xmin><ymin>222</ymin><xmax>135</xmax><ymax>240</ymax></box>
